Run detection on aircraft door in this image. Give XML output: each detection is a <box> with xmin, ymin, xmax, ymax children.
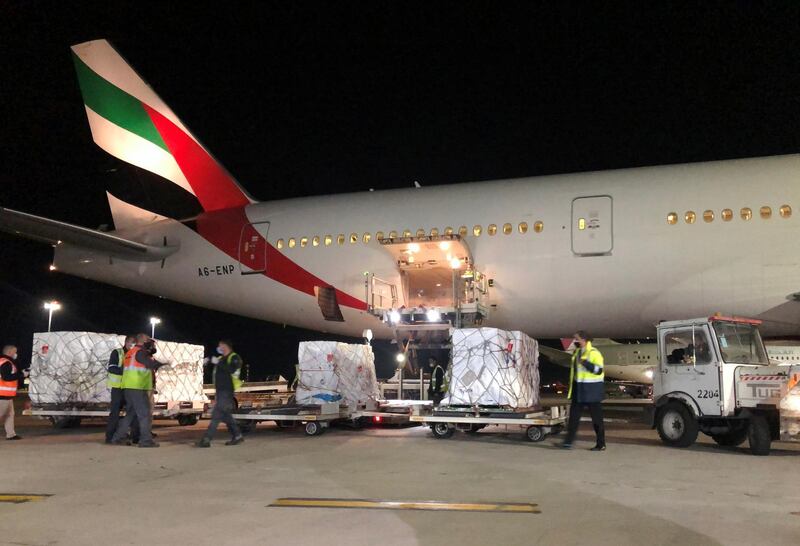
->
<box><xmin>238</xmin><ymin>221</ymin><xmax>269</xmax><ymax>274</ymax></box>
<box><xmin>571</xmin><ymin>196</ymin><xmax>613</xmax><ymax>255</ymax></box>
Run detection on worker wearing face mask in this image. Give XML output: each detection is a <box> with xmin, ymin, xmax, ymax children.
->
<box><xmin>105</xmin><ymin>335</ymin><xmax>136</xmax><ymax>444</ymax></box>
<box><xmin>0</xmin><ymin>345</ymin><xmax>25</xmax><ymax>440</ymax></box>
<box><xmin>197</xmin><ymin>339</ymin><xmax>244</xmax><ymax>447</ymax></box>
<box><xmin>562</xmin><ymin>330</ymin><xmax>606</xmax><ymax>451</ymax></box>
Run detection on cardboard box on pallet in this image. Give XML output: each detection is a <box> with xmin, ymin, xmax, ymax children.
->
<box><xmin>295</xmin><ymin>341</ymin><xmax>380</xmax><ymax>407</ymax></box>
<box><xmin>442</xmin><ymin>328</ymin><xmax>539</xmax><ymax>409</ymax></box>
<box><xmin>29</xmin><ymin>331</ymin><xmax>206</xmax><ymax>406</ymax></box>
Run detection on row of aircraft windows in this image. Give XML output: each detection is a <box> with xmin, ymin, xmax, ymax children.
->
<box><xmin>667</xmin><ymin>205</ymin><xmax>792</xmax><ymax>225</ymax></box>
<box><xmin>276</xmin><ymin>221</ymin><xmax>545</xmax><ymax>250</ymax></box>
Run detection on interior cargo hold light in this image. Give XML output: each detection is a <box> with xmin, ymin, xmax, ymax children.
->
<box><xmin>438</xmin><ymin>241</ymin><xmax>450</xmax><ymax>251</ymax></box>
<box><xmin>396</xmin><ymin>353</ymin><xmax>406</xmax><ymax>363</ymax></box>
<box><xmin>426</xmin><ymin>309</ymin><xmax>441</xmax><ymax>322</ymax></box>
<box><xmin>450</xmin><ymin>257</ymin><xmax>461</xmax><ymax>269</ymax></box>
<box><xmin>389</xmin><ymin>310</ymin><xmax>401</xmax><ymax>324</ymax></box>
<box><xmin>408</xmin><ymin>243</ymin><xmax>420</xmax><ymax>253</ymax></box>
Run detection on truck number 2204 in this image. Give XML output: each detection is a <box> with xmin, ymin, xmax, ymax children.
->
<box><xmin>697</xmin><ymin>389</ymin><xmax>719</xmax><ymax>399</ymax></box>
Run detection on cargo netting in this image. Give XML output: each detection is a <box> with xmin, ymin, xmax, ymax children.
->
<box><xmin>295</xmin><ymin>341</ymin><xmax>380</xmax><ymax>407</ymax></box>
<box><xmin>30</xmin><ymin>332</ymin><xmax>206</xmax><ymax>407</ymax></box>
<box><xmin>442</xmin><ymin>328</ymin><xmax>539</xmax><ymax>409</ymax></box>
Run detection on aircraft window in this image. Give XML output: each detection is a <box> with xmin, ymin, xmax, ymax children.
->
<box><xmin>277</xmin><ymin>239</ymin><xmax>284</xmax><ymax>249</ymax></box>
<box><xmin>666</xmin><ymin>212</ymin><xmax>678</xmax><ymax>225</ymax></box>
<box><xmin>502</xmin><ymin>223</ymin><xmax>512</xmax><ymax>235</ymax></box>
<box><xmin>324</xmin><ymin>235</ymin><xmax>332</xmax><ymax>246</ymax></box>
<box><xmin>350</xmin><ymin>233</ymin><xmax>358</xmax><ymax>244</ymax></box>
<box><xmin>488</xmin><ymin>224</ymin><xmax>497</xmax><ymax>236</ymax></box>
<box><xmin>533</xmin><ymin>221</ymin><xmax>544</xmax><ymax>233</ymax></box>
<box><xmin>430</xmin><ymin>227</ymin><xmax>439</xmax><ymax>237</ymax></box>
<box><xmin>444</xmin><ymin>227</ymin><xmax>454</xmax><ymax>236</ymax></box>
<box><xmin>473</xmin><ymin>225</ymin><xmax>482</xmax><ymax>237</ymax></box>
<box><xmin>403</xmin><ymin>229</ymin><xmax>412</xmax><ymax>238</ymax></box>
<box><xmin>389</xmin><ymin>230</ymin><xmax>397</xmax><ymax>239</ymax></box>
<box><xmin>376</xmin><ymin>231</ymin><xmax>384</xmax><ymax>240</ymax></box>
<box><xmin>288</xmin><ymin>238</ymin><xmax>296</xmax><ymax>249</ymax></box>
<box><xmin>741</xmin><ymin>207</ymin><xmax>752</xmax><ymax>221</ymax></box>
<box><xmin>337</xmin><ymin>234</ymin><xmax>345</xmax><ymax>245</ymax></box>
<box><xmin>300</xmin><ymin>237</ymin><xmax>308</xmax><ymax>248</ymax></box>
<box><xmin>721</xmin><ymin>209</ymin><xmax>733</xmax><ymax>221</ymax></box>
<box><xmin>703</xmin><ymin>210</ymin><xmax>714</xmax><ymax>223</ymax></box>
<box><xmin>363</xmin><ymin>232</ymin><xmax>371</xmax><ymax>244</ymax></box>
<box><xmin>760</xmin><ymin>206</ymin><xmax>772</xmax><ymax>219</ymax></box>
<box><xmin>684</xmin><ymin>211</ymin><xmax>696</xmax><ymax>224</ymax></box>
<box><xmin>519</xmin><ymin>222</ymin><xmax>528</xmax><ymax>234</ymax></box>
<box><xmin>416</xmin><ymin>228</ymin><xmax>426</xmax><ymax>238</ymax></box>
<box><xmin>458</xmin><ymin>226</ymin><xmax>468</xmax><ymax>237</ymax></box>
<box><xmin>780</xmin><ymin>205</ymin><xmax>792</xmax><ymax>218</ymax></box>
<box><xmin>312</xmin><ymin>236</ymin><xmax>320</xmax><ymax>247</ymax></box>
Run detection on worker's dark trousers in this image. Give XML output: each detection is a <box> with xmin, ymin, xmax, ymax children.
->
<box><xmin>204</xmin><ymin>391</ymin><xmax>241</xmax><ymax>440</ymax></box>
<box><xmin>564</xmin><ymin>400</ymin><xmax>605</xmax><ymax>447</ymax></box>
<box><xmin>105</xmin><ymin>388</ymin><xmax>139</xmax><ymax>442</ymax></box>
<box><xmin>111</xmin><ymin>389</ymin><xmax>154</xmax><ymax>445</ymax></box>
<box><xmin>430</xmin><ymin>392</ymin><xmax>444</xmax><ymax>405</ymax></box>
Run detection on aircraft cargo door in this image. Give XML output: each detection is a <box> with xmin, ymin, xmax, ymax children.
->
<box><xmin>571</xmin><ymin>196</ymin><xmax>613</xmax><ymax>256</ymax></box>
<box><xmin>238</xmin><ymin>221</ymin><xmax>269</xmax><ymax>274</ymax></box>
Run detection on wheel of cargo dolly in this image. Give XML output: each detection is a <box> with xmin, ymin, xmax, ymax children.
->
<box><xmin>177</xmin><ymin>414</ymin><xmax>198</xmax><ymax>426</ymax></box>
<box><xmin>430</xmin><ymin>423</ymin><xmax>454</xmax><ymax>439</ymax></box>
<box><xmin>711</xmin><ymin>427</ymin><xmax>747</xmax><ymax>447</ymax></box>
<box><xmin>747</xmin><ymin>414</ymin><xmax>771</xmax><ymax>456</ymax></box>
<box><xmin>305</xmin><ymin>421</ymin><xmax>323</xmax><ymax>436</ymax></box>
<box><xmin>656</xmin><ymin>401</ymin><xmax>698</xmax><ymax>448</ymax></box>
<box><xmin>525</xmin><ymin>425</ymin><xmax>546</xmax><ymax>442</ymax></box>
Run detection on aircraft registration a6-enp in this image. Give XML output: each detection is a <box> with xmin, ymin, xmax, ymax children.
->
<box><xmin>3</xmin><ymin>39</ymin><xmax>800</xmax><ymax>343</ymax></box>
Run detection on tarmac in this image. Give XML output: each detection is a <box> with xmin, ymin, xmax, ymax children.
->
<box><xmin>2</xmin><ymin>409</ymin><xmax>799</xmax><ymax>546</ymax></box>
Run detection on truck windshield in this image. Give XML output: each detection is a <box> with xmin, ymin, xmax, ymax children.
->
<box><xmin>712</xmin><ymin>322</ymin><xmax>769</xmax><ymax>365</ymax></box>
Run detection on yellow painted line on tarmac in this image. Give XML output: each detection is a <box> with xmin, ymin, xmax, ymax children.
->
<box><xmin>269</xmin><ymin>498</ymin><xmax>540</xmax><ymax>513</ymax></box>
<box><xmin>0</xmin><ymin>494</ymin><xmax>51</xmax><ymax>504</ymax></box>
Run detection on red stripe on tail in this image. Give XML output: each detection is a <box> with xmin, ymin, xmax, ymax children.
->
<box><xmin>143</xmin><ymin>104</ymin><xmax>250</xmax><ymax>212</ymax></box>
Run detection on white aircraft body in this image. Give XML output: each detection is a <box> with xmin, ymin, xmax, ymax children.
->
<box><xmin>3</xmin><ymin>39</ymin><xmax>800</xmax><ymax>345</ymax></box>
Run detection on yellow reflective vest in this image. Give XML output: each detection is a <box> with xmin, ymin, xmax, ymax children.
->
<box><xmin>107</xmin><ymin>348</ymin><xmax>124</xmax><ymax>389</ymax></box>
<box><xmin>568</xmin><ymin>341</ymin><xmax>604</xmax><ymax>402</ymax></box>
<box><xmin>120</xmin><ymin>346</ymin><xmax>153</xmax><ymax>390</ymax></box>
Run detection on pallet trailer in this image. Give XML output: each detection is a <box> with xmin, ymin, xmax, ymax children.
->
<box><xmin>227</xmin><ymin>402</ymin><xmax>353</xmax><ymax>436</ymax></box>
<box><xmin>25</xmin><ymin>402</ymin><xmax>205</xmax><ymax>428</ymax></box>
<box><xmin>410</xmin><ymin>404</ymin><xmax>569</xmax><ymax>442</ymax></box>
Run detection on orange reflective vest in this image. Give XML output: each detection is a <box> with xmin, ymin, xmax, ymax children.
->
<box><xmin>0</xmin><ymin>357</ymin><xmax>19</xmax><ymax>398</ymax></box>
<box><xmin>120</xmin><ymin>346</ymin><xmax>153</xmax><ymax>390</ymax></box>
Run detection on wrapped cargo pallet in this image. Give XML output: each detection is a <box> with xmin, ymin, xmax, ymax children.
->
<box><xmin>442</xmin><ymin>328</ymin><xmax>539</xmax><ymax>409</ymax></box>
<box><xmin>29</xmin><ymin>332</ymin><xmax>206</xmax><ymax>407</ymax></box>
<box><xmin>296</xmin><ymin>341</ymin><xmax>380</xmax><ymax>407</ymax></box>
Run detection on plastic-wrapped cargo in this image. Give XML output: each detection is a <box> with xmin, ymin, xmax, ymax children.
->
<box><xmin>295</xmin><ymin>341</ymin><xmax>380</xmax><ymax>407</ymax></box>
<box><xmin>29</xmin><ymin>331</ymin><xmax>206</xmax><ymax>407</ymax></box>
<box><xmin>442</xmin><ymin>328</ymin><xmax>539</xmax><ymax>409</ymax></box>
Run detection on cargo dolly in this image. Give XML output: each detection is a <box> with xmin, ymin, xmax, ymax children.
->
<box><xmin>227</xmin><ymin>402</ymin><xmax>352</xmax><ymax>436</ymax></box>
<box><xmin>410</xmin><ymin>404</ymin><xmax>569</xmax><ymax>442</ymax></box>
<box><xmin>25</xmin><ymin>401</ymin><xmax>205</xmax><ymax>428</ymax></box>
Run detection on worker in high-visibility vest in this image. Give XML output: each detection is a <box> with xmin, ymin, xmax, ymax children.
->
<box><xmin>0</xmin><ymin>345</ymin><xmax>25</xmax><ymax>440</ymax></box>
<box><xmin>562</xmin><ymin>331</ymin><xmax>606</xmax><ymax>451</ymax></box>
<box><xmin>105</xmin><ymin>335</ymin><xmax>136</xmax><ymax>443</ymax></box>
<box><xmin>198</xmin><ymin>339</ymin><xmax>244</xmax><ymax>447</ymax></box>
<box><xmin>109</xmin><ymin>334</ymin><xmax>165</xmax><ymax>447</ymax></box>
<box><xmin>427</xmin><ymin>357</ymin><xmax>448</xmax><ymax>405</ymax></box>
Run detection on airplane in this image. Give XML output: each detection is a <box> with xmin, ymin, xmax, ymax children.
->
<box><xmin>3</xmin><ymin>39</ymin><xmax>800</xmax><ymax>349</ymax></box>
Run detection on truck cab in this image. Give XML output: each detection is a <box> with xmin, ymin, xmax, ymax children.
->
<box><xmin>653</xmin><ymin>316</ymin><xmax>800</xmax><ymax>455</ymax></box>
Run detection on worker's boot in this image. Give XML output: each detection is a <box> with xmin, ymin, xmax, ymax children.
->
<box><xmin>138</xmin><ymin>440</ymin><xmax>160</xmax><ymax>448</ymax></box>
<box><xmin>197</xmin><ymin>437</ymin><xmax>211</xmax><ymax>448</ymax></box>
<box><xmin>225</xmin><ymin>435</ymin><xmax>244</xmax><ymax>446</ymax></box>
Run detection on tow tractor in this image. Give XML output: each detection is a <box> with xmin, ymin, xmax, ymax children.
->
<box><xmin>651</xmin><ymin>315</ymin><xmax>800</xmax><ymax>455</ymax></box>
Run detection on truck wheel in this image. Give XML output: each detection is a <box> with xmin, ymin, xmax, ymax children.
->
<box><xmin>711</xmin><ymin>428</ymin><xmax>747</xmax><ymax>447</ymax></box>
<box><xmin>656</xmin><ymin>401</ymin><xmax>698</xmax><ymax>448</ymax></box>
<box><xmin>747</xmin><ymin>415</ymin><xmax>771</xmax><ymax>456</ymax></box>
<box><xmin>177</xmin><ymin>414</ymin><xmax>198</xmax><ymax>426</ymax></box>
<box><xmin>430</xmin><ymin>423</ymin><xmax>454</xmax><ymax>439</ymax></box>
<box><xmin>526</xmin><ymin>425</ymin><xmax>546</xmax><ymax>442</ymax></box>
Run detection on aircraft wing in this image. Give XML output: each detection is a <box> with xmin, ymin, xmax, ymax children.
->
<box><xmin>539</xmin><ymin>345</ymin><xmax>572</xmax><ymax>368</ymax></box>
<box><xmin>0</xmin><ymin>207</ymin><xmax>178</xmax><ymax>262</ymax></box>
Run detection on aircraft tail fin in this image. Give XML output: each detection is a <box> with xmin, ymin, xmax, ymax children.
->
<box><xmin>70</xmin><ymin>39</ymin><xmax>254</xmax><ymax>214</ymax></box>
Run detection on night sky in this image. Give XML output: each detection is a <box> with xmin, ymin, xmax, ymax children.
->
<box><xmin>2</xmin><ymin>2</ymin><xmax>800</xmax><ymax>380</ymax></box>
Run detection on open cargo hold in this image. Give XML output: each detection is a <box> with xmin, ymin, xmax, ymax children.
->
<box><xmin>442</xmin><ymin>328</ymin><xmax>540</xmax><ymax>409</ymax></box>
<box><xmin>29</xmin><ymin>331</ymin><xmax>206</xmax><ymax>412</ymax></box>
<box><xmin>295</xmin><ymin>341</ymin><xmax>380</xmax><ymax>408</ymax></box>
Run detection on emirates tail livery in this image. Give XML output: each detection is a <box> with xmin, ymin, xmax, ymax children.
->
<box><xmin>3</xmin><ymin>39</ymin><xmax>800</xmax><ymax>341</ymax></box>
